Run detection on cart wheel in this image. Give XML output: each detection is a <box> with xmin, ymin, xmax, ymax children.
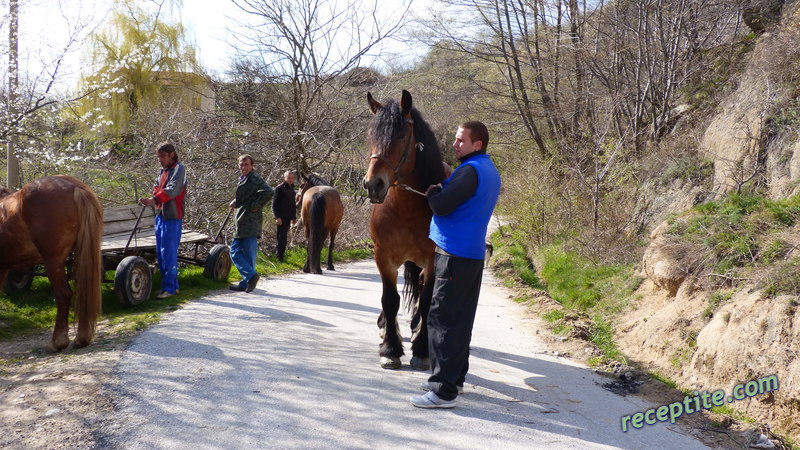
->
<box><xmin>2</xmin><ymin>267</ymin><xmax>34</xmax><ymax>293</ymax></box>
<box><xmin>114</xmin><ymin>256</ymin><xmax>152</xmax><ymax>306</ymax></box>
<box><xmin>204</xmin><ymin>244</ymin><xmax>232</xmax><ymax>280</ymax></box>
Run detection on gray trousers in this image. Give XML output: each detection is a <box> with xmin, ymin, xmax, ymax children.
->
<box><xmin>427</xmin><ymin>252</ymin><xmax>485</xmax><ymax>401</ymax></box>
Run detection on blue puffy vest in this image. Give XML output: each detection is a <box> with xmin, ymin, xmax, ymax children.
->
<box><xmin>429</xmin><ymin>154</ymin><xmax>501</xmax><ymax>259</ymax></box>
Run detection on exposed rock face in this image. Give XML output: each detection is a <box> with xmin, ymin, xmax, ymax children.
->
<box><xmin>767</xmin><ymin>138</ymin><xmax>800</xmax><ymax>198</ymax></box>
<box><xmin>698</xmin><ymin>1</ymin><xmax>799</xmax><ymax>199</ymax></box>
<box><xmin>642</xmin><ymin>222</ymin><xmax>690</xmax><ymax>297</ymax></box>
<box><xmin>698</xmin><ymin>58</ymin><xmax>769</xmax><ymax>197</ymax></box>
<box><xmin>617</xmin><ymin>284</ymin><xmax>800</xmax><ymax>439</ymax></box>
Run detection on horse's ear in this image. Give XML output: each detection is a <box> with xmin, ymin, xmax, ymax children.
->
<box><xmin>300</xmin><ymin>172</ymin><xmax>308</xmax><ymax>181</ymax></box>
<box><xmin>367</xmin><ymin>92</ymin><xmax>382</xmax><ymax>115</ymax></box>
<box><xmin>400</xmin><ymin>90</ymin><xmax>412</xmax><ymax>116</ymax></box>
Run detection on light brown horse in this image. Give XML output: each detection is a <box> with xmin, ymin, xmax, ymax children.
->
<box><xmin>299</xmin><ymin>173</ymin><xmax>343</xmax><ymax>274</ymax></box>
<box><xmin>363</xmin><ymin>90</ymin><xmax>447</xmax><ymax>369</ymax></box>
<box><xmin>0</xmin><ymin>176</ymin><xmax>103</xmax><ymax>352</ymax></box>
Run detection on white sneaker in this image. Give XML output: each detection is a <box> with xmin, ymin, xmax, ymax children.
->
<box><xmin>409</xmin><ymin>391</ymin><xmax>456</xmax><ymax>409</ymax></box>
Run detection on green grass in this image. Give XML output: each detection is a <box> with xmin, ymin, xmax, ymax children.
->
<box><xmin>589</xmin><ymin>316</ymin><xmax>626</xmax><ymax>365</ymax></box>
<box><xmin>539</xmin><ymin>244</ymin><xmax>637</xmax><ymax>311</ymax></box>
<box><xmin>648</xmin><ymin>371</ymin><xmax>678</xmax><ymax>389</ymax></box>
<box><xmin>671</xmin><ymin>192</ymin><xmax>800</xmax><ymax>283</ymax></box>
<box><xmin>1</xmin><ymin>244</ymin><xmax>373</xmax><ymax>343</ymax></box>
<box><xmin>488</xmin><ymin>232</ymin><xmax>639</xmax><ymax>367</ymax></box>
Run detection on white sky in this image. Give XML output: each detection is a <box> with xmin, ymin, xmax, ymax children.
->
<box><xmin>4</xmin><ymin>0</ymin><xmax>432</xmax><ymax>92</ymax></box>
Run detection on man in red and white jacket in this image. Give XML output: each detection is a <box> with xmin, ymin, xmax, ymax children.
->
<box><xmin>139</xmin><ymin>141</ymin><xmax>188</xmax><ymax>299</ymax></box>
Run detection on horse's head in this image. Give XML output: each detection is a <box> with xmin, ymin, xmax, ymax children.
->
<box><xmin>363</xmin><ymin>90</ymin><xmax>418</xmax><ymax>204</ymax></box>
<box><xmin>298</xmin><ymin>172</ymin><xmax>331</xmax><ymax>204</ymax></box>
<box><xmin>299</xmin><ymin>173</ymin><xmax>329</xmax><ymax>193</ymax></box>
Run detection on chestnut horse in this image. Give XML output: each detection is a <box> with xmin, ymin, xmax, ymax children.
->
<box><xmin>299</xmin><ymin>173</ymin><xmax>343</xmax><ymax>274</ymax></box>
<box><xmin>0</xmin><ymin>176</ymin><xmax>103</xmax><ymax>352</ymax></box>
<box><xmin>363</xmin><ymin>90</ymin><xmax>447</xmax><ymax>369</ymax></box>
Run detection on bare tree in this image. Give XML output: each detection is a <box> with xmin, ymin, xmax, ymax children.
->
<box><xmin>226</xmin><ymin>0</ymin><xmax>408</xmax><ymax>176</ymax></box>
<box><xmin>6</xmin><ymin>0</ymin><xmax>19</xmax><ymax>188</ymax></box>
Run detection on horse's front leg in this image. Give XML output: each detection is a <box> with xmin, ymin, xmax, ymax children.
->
<box><xmin>376</xmin><ymin>260</ymin><xmax>403</xmax><ymax>369</ymax></box>
<box><xmin>0</xmin><ymin>269</ymin><xmax>7</xmax><ymax>292</ymax></box>
<box><xmin>45</xmin><ymin>263</ymin><xmax>72</xmax><ymax>352</ymax></box>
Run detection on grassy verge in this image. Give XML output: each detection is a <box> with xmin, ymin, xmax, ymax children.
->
<box><xmin>1</xmin><ymin>245</ymin><xmax>373</xmax><ymax>344</ymax></box>
<box><xmin>490</xmin><ymin>228</ymin><xmax>642</xmax><ymax>366</ymax></box>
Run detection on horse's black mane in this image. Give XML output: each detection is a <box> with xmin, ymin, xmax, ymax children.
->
<box><xmin>304</xmin><ymin>173</ymin><xmax>330</xmax><ymax>187</ymax></box>
<box><xmin>367</xmin><ymin>99</ymin><xmax>446</xmax><ymax>188</ymax></box>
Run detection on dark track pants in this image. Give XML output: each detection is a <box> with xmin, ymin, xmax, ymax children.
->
<box><xmin>275</xmin><ymin>222</ymin><xmax>291</xmax><ymax>260</ymax></box>
<box><xmin>427</xmin><ymin>252</ymin><xmax>485</xmax><ymax>401</ymax></box>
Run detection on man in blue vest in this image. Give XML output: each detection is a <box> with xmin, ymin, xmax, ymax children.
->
<box><xmin>410</xmin><ymin>121</ymin><xmax>501</xmax><ymax>409</ymax></box>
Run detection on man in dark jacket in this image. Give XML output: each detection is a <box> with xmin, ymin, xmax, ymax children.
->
<box><xmin>271</xmin><ymin>170</ymin><xmax>297</xmax><ymax>261</ymax></box>
<box><xmin>229</xmin><ymin>155</ymin><xmax>274</xmax><ymax>292</ymax></box>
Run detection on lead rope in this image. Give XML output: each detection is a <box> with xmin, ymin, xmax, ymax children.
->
<box><xmin>397</xmin><ymin>142</ymin><xmax>427</xmax><ymax>197</ymax></box>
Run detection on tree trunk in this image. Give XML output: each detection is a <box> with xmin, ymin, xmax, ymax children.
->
<box><xmin>6</xmin><ymin>0</ymin><xmax>20</xmax><ymax>189</ymax></box>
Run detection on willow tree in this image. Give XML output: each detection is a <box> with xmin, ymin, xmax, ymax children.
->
<box><xmin>76</xmin><ymin>0</ymin><xmax>199</xmax><ymax>141</ymax></box>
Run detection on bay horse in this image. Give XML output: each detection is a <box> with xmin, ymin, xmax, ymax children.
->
<box><xmin>0</xmin><ymin>175</ymin><xmax>103</xmax><ymax>352</ymax></box>
<box><xmin>363</xmin><ymin>90</ymin><xmax>447</xmax><ymax>369</ymax></box>
<box><xmin>299</xmin><ymin>173</ymin><xmax>344</xmax><ymax>274</ymax></box>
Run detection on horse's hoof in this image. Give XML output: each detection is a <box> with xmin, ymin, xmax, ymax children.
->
<box><xmin>410</xmin><ymin>356</ymin><xmax>430</xmax><ymax>371</ymax></box>
<box><xmin>302</xmin><ymin>267</ymin><xmax>310</xmax><ymax>273</ymax></box>
<box><xmin>380</xmin><ymin>356</ymin><xmax>401</xmax><ymax>369</ymax></box>
<box><xmin>46</xmin><ymin>340</ymin><xmax>68</xmax><ymax>353</ymax></box>
<box><xmin>327</xmin><ymin>266</ymin><xmax>335</xmax><ymax>271</ymax></box>
<box><xmin>73</xmin><ymin>338</ymin><xmax>92</xmax><ymax>348</ymax></box>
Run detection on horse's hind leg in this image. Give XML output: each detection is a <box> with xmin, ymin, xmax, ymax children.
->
<box><xmin>409</xmin><ymin>274</ymin><xmax>433</xmax><ymax>370</ymax></box>
<box><xmin>326</xmin><ymin>230</ymin><xmax>337</xmax><ymax>271</ymax></box>
<box><xmin>302</xmin><ymin>225</ymin><xmax>311</xmax><ymax>273</ymax></box>
<box><xmin>45</xmin><ymin>263</ymin><xmax>73</xmax><ymax>352</ymax></box>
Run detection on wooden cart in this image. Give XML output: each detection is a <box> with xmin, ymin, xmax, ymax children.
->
<box><xmin>101</xmin><ymin>204</ymin><xmax>232</xmax><ymax>306</ymax></box>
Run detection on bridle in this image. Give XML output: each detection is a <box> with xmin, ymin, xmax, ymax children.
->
<box><xmin>368</xmin><ymin>118</ymin><xmax>426</xmax><ymax>197</ymax></box>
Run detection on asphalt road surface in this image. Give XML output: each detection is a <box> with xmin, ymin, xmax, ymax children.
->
<box><xmin>98</xmin><ymin>259</ymin><xmax>709</xmax><ymax>449</ymax></box>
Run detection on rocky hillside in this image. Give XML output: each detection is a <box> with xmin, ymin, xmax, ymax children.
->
<box><xmin>617</xmin><ymin>0</ymin><xmax>800</xmax><ymax>441</ymax></box>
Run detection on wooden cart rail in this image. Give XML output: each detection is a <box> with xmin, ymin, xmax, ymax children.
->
<box><xmin>102</xmin><ymin>205</ymin><xmax>212</xmax><ymax>252</ymax></box>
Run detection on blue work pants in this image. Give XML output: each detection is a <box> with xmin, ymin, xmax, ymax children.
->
<box><xmin>231</xmin><ymin>236</ymin><xmax>259</xmax><ymax>287</ymax></box>
<box><xmin>155</xmin><ymin>215</ymin><xmax>182</xmax><ymax>294</ymax></box>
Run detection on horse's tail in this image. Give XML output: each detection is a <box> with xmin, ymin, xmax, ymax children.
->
<box><xmin>309</xmin><ymin>192</ymin><xmax>327</xmax><ymax>271</ymax></box>
<box><xmin>402</xmin><ymin>261</ymin><xmax>422</xmax><ymax>317</ymax></box>
<box><xmin>71</xmin><ymin>183</ymin><xmax>103</xmax><ymax>346</ymax></box>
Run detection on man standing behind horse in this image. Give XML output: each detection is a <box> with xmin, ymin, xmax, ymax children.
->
<box><xmin>411</xmin><ymin>121</ymin><xmax>501</xmax><ymax>409</ymax></box>
<box><xmin>139</xmin><ymin>141</ymin><xmax>187</xmax><ymax>300</ymax></box>
<box><xmin>229</xmin><ymin>154</ymin><xmax>274</xmax><ymax>292</ymax></box>
<box><xmin>272</xmin><ymin>170</ymin><xmax>297</xmax><ymax>262</ymax></box>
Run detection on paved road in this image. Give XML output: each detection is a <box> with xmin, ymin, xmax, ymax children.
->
<box><xmin>99</xmin><ymin>260</ymin><xmax>708</xmax><ymax>449</ymax></box>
